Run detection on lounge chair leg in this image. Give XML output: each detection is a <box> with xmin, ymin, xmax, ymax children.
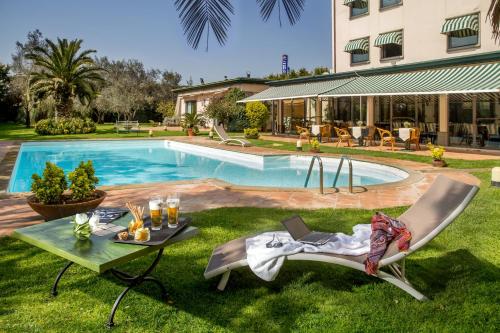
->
<box><xmin>377</xmin><ymin>260</ymin><xmax>428</xmax><ymax>301</ymax></box>
<box><xmin>217</xmin><ymin>271</ymin><xmax>231</xmax><ymax>291</ymax></box>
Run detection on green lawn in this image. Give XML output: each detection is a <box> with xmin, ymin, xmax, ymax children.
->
<box><xmin>0</xmin><ymin>123</ymin><xmax>189</xmax><ymax>141</ymax></box>
<box><xmin>0</xmin><ymin>172</ymin><xmax>498</xmax><ymax>332</ymax></box>
<box><xmin>248</xmin><ymin>139</ymin><xmax>500</xmax><ymax>169</ymax></box>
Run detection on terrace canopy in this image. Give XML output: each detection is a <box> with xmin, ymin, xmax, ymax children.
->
<box><xmin>239</xmin><ymin>62</ymin><xmax>499</xmax><ymax>103</ymax></box>
<box><xmin>238</xmin><ymin>78</ymin><xmax>355</xmax><ymax>102</ymax></box>
<box><xmin>319</xmin><ymin>62</ymin><xmax>500</xmax><ymax>97</ymax></box>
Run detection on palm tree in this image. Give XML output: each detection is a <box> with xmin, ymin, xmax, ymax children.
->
<box><xmin>488</xmin><ymin>0</ymin><xmax>500</xmax><ymax>43</ymax></box>
<box><xmin>174</xmin><ymin>0</ymin><xmax>305</xmax><ymax>50</ymax></box>
<box><xmin>26</xmin><ymin>38</ymin><xmax>104</xmax><ymax>118</ymax></box>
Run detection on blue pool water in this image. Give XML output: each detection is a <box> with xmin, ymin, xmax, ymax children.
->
<box><xmin>8</xmin><ymin>140</ymin><xmax>408</xmax><ymax>193</ymax></box>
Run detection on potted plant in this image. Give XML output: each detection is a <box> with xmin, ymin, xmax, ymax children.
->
<box><xmin>427</xmin><ymin>142</ymin><xmax>447</xmax><ymax>167</ymax></box>
<box><xmin>310</xmin><ymin>138</ymin><xmax>321</xmax><ymax>153</ymax></box>
<box><xmin>27</xmin><ymin>161</ymin><xmax>106</xmax><ymax>221</ymax></box>
<box><xmin>181</xmin><ymin>112</ymin><xmax>201</xmax><ymax>137</ymax></box>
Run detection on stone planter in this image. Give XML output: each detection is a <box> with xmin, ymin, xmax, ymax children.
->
<box><xmin>432</xmin><ymin>159</ymin><xmax>447</xmax><ymax>167</ymax></box>
<box><xmin>187</xmin><ymin>128</ymin><xmax>194</xmax><ymax>137</ymax></box>
<box><xmin>27</xmin><ymin>190</ymin><xmax>106</xmax><ymax>221</ymax></box>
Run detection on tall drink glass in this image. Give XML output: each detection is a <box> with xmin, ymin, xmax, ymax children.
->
<box><xmin>166</xmin><ymin>194</ymin><xmax>180</xmax><ymax>229</ymax></box>
<box><xmin>149</xmin><ymin>196</ymin><xmax>163</xmax><ymax>231</ymax></box>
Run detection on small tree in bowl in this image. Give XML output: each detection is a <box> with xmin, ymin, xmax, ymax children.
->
<box><xmin>28</xmin><ymin>161</ymin><xmax>106</xmax><ymax>221</ymax></box>
<box><xmin>427</xmin><ymin>142</ymin><xmax>447</xmax><ymax>167</ymax></box>
<box><xmin>310</xmin><ymin>138</ymin><xmax>321</xmax><ymax>153</ymax></box>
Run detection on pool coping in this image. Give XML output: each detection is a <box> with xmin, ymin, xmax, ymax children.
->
<box><xmin>2</xmin><ymin>138</ymin><xmax>422</xmax><ymax>195</ymax></box>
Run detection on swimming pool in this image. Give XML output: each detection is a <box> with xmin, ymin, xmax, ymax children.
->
<box><xmin>8</xmin><ymin>140</ymin><xmax>409</xmax><ymax>193</ymax></box>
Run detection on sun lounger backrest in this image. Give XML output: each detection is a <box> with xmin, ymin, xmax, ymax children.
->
<box><xmin>214</xmin><ymin>124</ymin><xmax>230</xmax><ymax>140</ymax></box>
<box><xmin>380</xmin><ymin>176</ymin><xmax>478</xmax><ymax>265</ymax></box>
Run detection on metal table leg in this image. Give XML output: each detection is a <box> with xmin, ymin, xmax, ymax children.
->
<box><xmin>51</xmin><ymin>261</ymin><xmax>74</xmax><ymax>296</ymax></box>
<box><xmin>106</xmin><ymin>248</ymin><xmax>166</xmax><ymax>328</ymax></box>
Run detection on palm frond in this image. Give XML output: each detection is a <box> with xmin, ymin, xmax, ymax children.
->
<box><xmin>256</xmin><ymin>0</ymin><xmax>305</xmax><ymax>26</ymax></box>
<box><xmin>174</xmin><ymin>0</ymin><xmax>234</xmax><ymax>50</ymax></box>
<box><xmin>487</xmin><ymin>0</ymin><xmax>500</xmax><ymax>42</ymax></box>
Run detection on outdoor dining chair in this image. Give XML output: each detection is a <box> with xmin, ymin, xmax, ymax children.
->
<box><xmin>363</xmin><ymin>126</ymin><xmax>376</xmax><ymax>146</ymax></box>
<box><xmin>409</xmin><ymin>127</ymin><xmax>421</xmax><ymax>150</ymax></box>
<box><xmin>296</xmin><ymin>126</ymin><xmax>311</xmax><ymax>143</ymax></box>
<box><xmin>377</xmin><ymin>127</ymin><xmax>396</xmax><ymax>151</ymax></box>
<box><xmin>320</xmin><ymin>124</ymin><xmax>332</xmax><ymax>143</ymax></box>
<box><xmin>333</xmin><ymin>127</ymin><xmax>353</xmax><ymax>147</ymax></box>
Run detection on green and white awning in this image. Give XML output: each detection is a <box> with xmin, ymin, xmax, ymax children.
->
<box><xmin>320</xmin><ymin>62</ymin><xmax>500</xmax><ymax>97</ymax></box>
<box><xmin>374</xmin><ymin>31</ymin><xmax>403</xmax><ymax>47</ymax></box>
<box><xmin>343</xmin><ymin>0</ymin><xmax>368</xmax><ymax>8</ymax></box>
<box><xmin>344</xmin><ymin>38</ymin><xmax>369</xmax><ymax>54</ymax></box>
<box><xmin>238</xmin><ymin>78</ymin><xmax>355</xmax><ymax>102</ymax></box>
<box><xmin>441</xmin><ymin>14</ymin><xmax>479</xmax><ymax>37</ymax></box>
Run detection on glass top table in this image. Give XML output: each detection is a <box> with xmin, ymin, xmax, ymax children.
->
<box><xmin>12</xmin><ymin>213</ymin><xmax>198</xmax><ymax>328</ymax></box>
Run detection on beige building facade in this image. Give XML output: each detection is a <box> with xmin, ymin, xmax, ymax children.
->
<box><xmin>174</xmin><ymin>78</ymin><xmax>268</xmax><ymax>122</ymax></box>
<box><xmin>333</xmin><ymin>0</ymin><xmax>498</xmax><ymax>73</ymax></box>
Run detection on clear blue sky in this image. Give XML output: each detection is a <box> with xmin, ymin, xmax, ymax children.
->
<box><xmin>0</xmin><ymin>0</ymin><xmax>332</xmax><ymax>83</ymax></box>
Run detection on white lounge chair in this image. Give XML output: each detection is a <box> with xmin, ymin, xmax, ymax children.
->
<box><xmin>204</xmin><ymin>176</ymin><xmax>479</xmax><ymax>301</ymax></box>
<box><xmin>213</xmin><ymin>124</ymin><xmax>252</xmax><ymax>147</ymax></box>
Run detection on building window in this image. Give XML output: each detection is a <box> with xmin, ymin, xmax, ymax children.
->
<box><xmin>345</xmin><ymin>0</ymin><xmax>368</xmax><ymax>18</ymax></box>
<box><xmin>448</xmin><ymin>34</ymin><xmax>478</xmax><ymax>49</ymax></box>
<box><xmin>185</xmin><ymin>101</ymin><xmax>197</xmax><ymax>114</ymax></box>
<box><xmin>441</xmin><ymin>13</ymin><xmax>480</xmax><ymax>50</ymax></box>
<box><xmin>380</xmin><ymin>0</ymin><xmax>401</xmax><ymax>9</ymax></box>
<box><xmin>381</xmin><ymin>43</ymin><xmax>403</xmax><ymax>59</ymax></box>
<box><xmin>351</xmin><ymin>52</ymin><xmax>369</xmax><ymax>64</ymax></box>
<box><xmin>344</xmin><ymin>37</ymin><xmax>370</xmax><ymax>65</ymax></box>
<box><xmin>374</xmin><ymin>30</ymin><xmax>403</xmax><ymax>60</ymax></box>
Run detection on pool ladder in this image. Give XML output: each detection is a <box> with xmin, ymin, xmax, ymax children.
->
<box><xmin>304</xmin><ymin>155</ymin><xmax>353</xmax><ymax>194</ymax></box>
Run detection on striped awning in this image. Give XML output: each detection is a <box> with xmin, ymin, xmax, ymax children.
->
<box><xmin>343</xmin><ymin>0</ymin><xmax>368</xmax><ymax>8</ymax></box>
<box><xmin>344</xmin><ymin>38</ymin><xmax>369</xmax><ymax>54</ymax></box>
<box><xmin>238</xmin><ymin>78</ymin><xmax>355</xmax><ymax>103</ymax></box>
<box><xmin>374</xmin><ymin>31</ymin><xmax>403</xmax><ymax>47</ymax></box>
<box><xmin>441</xmin><ymin>14</ymin><xmax>479</xmax><ymax>37</ymax></box>
<box><xmin>319</xmin><ymin>62</ymin><xmax>500</xmax><ymax>97</ymax></box>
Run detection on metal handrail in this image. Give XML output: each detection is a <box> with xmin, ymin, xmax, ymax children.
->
<box><xmin>332</xmin><ymin>155</ymin><xmax>353</xmax><ymax>193</ymax></box>
<box><xmin>304</xmin><ymin>155</ymin><xmax>324</xmax><ymax>194</ymax></box>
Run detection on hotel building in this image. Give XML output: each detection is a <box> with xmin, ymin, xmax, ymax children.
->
<box><xmin>242</xmin><ymin>0</ymin><xmax>500</xmax><ymax>149</ymax></box>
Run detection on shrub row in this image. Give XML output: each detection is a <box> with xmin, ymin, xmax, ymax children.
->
<box><xmin>35</xmin><ymin>118</ymin><xmax>96</xmax><ymax>135</ymax></box>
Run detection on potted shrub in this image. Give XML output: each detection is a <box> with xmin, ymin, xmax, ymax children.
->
<box><xmin>310</xmin><ymin>138</ymin><xmax>321</xmax><ymax>153</ymax></box>
<box><xmin>27</xmin><ymin>161</ymin><xmax>106</xmax><ymax>221</ymax></box>
<box><xmin>427</xmin><ymin>142</ymin><xmax>447</xmax><ymax>167</ymax></box>
<box><xmin>244</xmin><ymin>128</ymin><xmax>259</xmax><ymax>139</ymax></box>
<box><xmin>181</xmin><ymin>112</ymin><xmax>201</xmax><ymax>137</ymax></box>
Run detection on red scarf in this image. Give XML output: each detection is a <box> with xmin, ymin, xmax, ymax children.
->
<box><xmin>365</xmin><ymin>212</ymin><xmax>411</xmax><ymax>275</ymax></box>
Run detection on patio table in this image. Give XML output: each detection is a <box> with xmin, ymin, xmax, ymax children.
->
<box><xmin>12</xmin><ymin>213</ymin><xmax>199</xmax><ymax>328</ymax></box>
<box><xmin>349</xmin><ymin>126</ymin><xmax>368</xmax><ymax>146</ymax></box>
<box><xmin>396</xmin><ymin>128</ymin><xmax>414</xmax><ymax>150</ymax></box>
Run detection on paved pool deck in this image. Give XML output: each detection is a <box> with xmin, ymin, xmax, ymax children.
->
<box><xmin>0</xmin><ymin>137</ymin><xmax>483</xmax><ymax>236</ymax></box>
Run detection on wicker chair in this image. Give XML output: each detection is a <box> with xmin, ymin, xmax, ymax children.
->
<box><xmin>333</xmin><ymin>127</ymin><xmax>353</xmax><ymax>147</ymax></box>
<box><xmin>320</xmin><ymin>124</ymin><xmax>332</xmax><ymax>143</ymax></box>
<box><xmin>296</xmin><ymin>126</ymin><xmax>311</xmax><ymax>143</ymax></box>
<box><xmin>377</xmin><ymin>127</ymin><xmax>396</xmax><ymax>151</ymax></box>
<box><xmin>409</xmin><ymin>127</ymin><xmax>421</xmax><ymax>150</ymax></box>
<box><xmin>363</xmin><ymin>126</ymin><xmax>376</xmax><ymax>146</ymax></box>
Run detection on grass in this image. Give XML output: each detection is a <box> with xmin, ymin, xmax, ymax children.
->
<box><xmin>0</xmin><ymin>172</ymin><xmax>498</xmax><ymax>332</ymax></box>
<box><xmin>0</xmin><ymin>123</ymin><xmax>189</xmax><ymax>141</ymax></box>
<box><xmin>248</xmin><ymin>138</ymin><xmax>500</xmax><ymax>169</ymax></box>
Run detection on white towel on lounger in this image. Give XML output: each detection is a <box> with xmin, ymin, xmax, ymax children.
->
<box><xmin>245</xmin><ymin>224</ymin><xmax>371</xmax><ymax>281</ymax></box>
